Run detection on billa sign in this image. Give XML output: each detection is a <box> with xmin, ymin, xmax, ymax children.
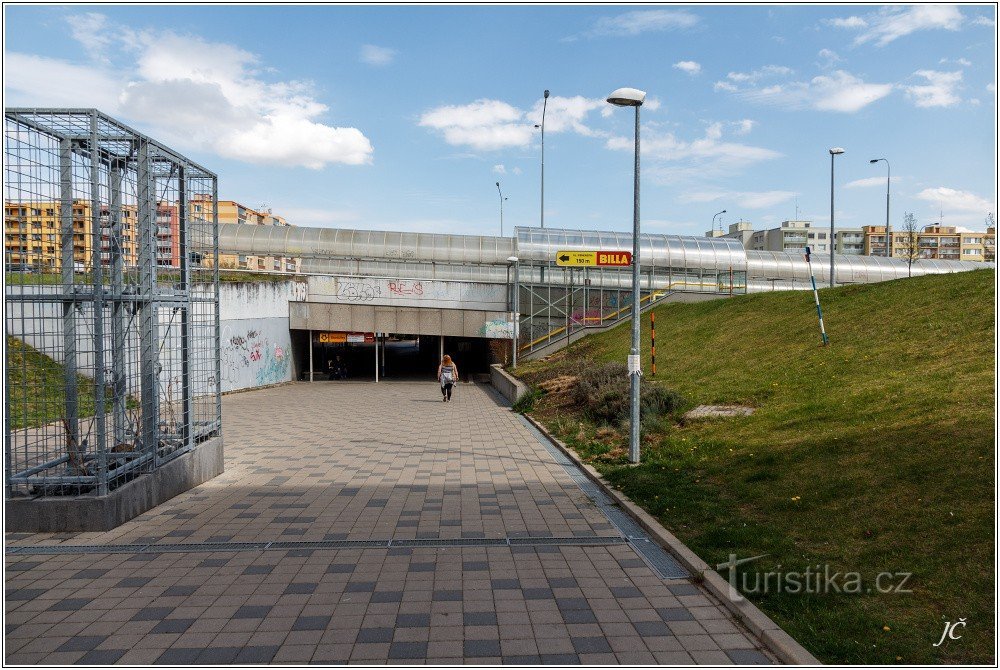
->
<box><xmin>555</xmin><ymin>251</ymin><xmax>633</xmax><ymax>267</ymax></box>
<box><xmin>317</xmin><ymin>332</ymin><xmax>375</xmax><ymax>344</ymax></box>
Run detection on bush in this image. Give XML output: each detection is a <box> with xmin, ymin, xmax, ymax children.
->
<box><xmin>512</xmin><ymin>387</ymin><xmax>543</xmax><ymax>413</ymax></box>
<box><xmin>570</xmin><ymin>362</ymin><xmax>685</xmax><ymax>427</ymax></box>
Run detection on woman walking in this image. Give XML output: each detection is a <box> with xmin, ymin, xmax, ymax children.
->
<box><xmin>437</xmin><ymin>354</ymin><xmax>459</xmax><ymax>402</ymax></box>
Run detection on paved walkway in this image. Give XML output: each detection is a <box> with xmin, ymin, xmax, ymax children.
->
<box><xmin>5</xmin><ymin>382</ymin><xmax>774</xmax><ymax>665</ymax></box>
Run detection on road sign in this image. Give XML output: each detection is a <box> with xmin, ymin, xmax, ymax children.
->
<box><xmin>556</xmin><ymin>250</ymin><xmax>632</xmax><ymax>267</ymax></box>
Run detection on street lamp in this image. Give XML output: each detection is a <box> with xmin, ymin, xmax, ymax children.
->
<box><xmin>507</xmin><ymin>255</ymin><xmax>520</xmax><ymax>368</ymax></box>
<box><xmin>713</xmin><ymin>209</ymin><xmax>727</xmax><ymax>234</ymax></box>
<box><xmin>606</xmin><ymin>86</ymin><xmax>645</xmax><ymax>465</ymax></box>
<box><xmin>829</xmin><ymin>147</ymin><xmax>845</xmax><ymax>287</ymax></box>
<box><xmin>534</xmin><ymin>90</ymin><xmax>550</xmax><ymax>229</ymax></box>
<box><xmin>869</xmin><ymin>158</ymin><xmax>891</xmax><ymax>258</ymax></box>
<box><xmin>495</xmin><ymin>181</ymin><xmax>507</xmax><ymax>237</ymax></box>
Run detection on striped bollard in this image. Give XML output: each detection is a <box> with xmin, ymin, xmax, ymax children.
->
<box><xmin>650</xmin><ymin>311</ymin><xmax>656</xmax><ymax>376</ymax></box>
<box><xmin>805</xmin><ymin>247</ymin><xmax>830</xmax><ymax>346</ymax></box>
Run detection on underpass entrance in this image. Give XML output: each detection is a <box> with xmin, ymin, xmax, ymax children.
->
<box><xmin>291</xmin><ymin>330</ymin><xmax>497</xmax><ymax>382</ymax></box>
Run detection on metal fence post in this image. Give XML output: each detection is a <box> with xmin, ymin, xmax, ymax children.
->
<box><xmin>137</xmin><ymin>140</ymin><xmax>160</xmax><ymax>466</ymax></box>
<box><xmin>88</xmin><ymin>111</ymin><xmax>109</xmax><ymax>494</ymax></box>
<box><xmin>59</xmin><ymin>137</ymin><xmax>82</xmax><ymax>474</ymax></box>
<box><xmin>178</xmin><ymin>167</ymin><xmax>193</xmax><ymax>451</ymax></box>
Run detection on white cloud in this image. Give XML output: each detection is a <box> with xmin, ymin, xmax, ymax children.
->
<box><xmin>824</xmin><ymin>16</ymin><xmax>867</xmax><ymax>29</ymax></box>
<box><xmin>827</xmin><ymin>6</ymin><xmax>964</xmax><ymax>46</ymax></box>
<box><xmin>939</xmin><ymin>57</ymin><xmax>972</xmax><ymax>67</ymax></box>
<box><xmin>420</xmin><ymin>95</ymin><xmax>605</xmax><ymax>151</ymax></box>
<box><xmin>844</xmin><ymin>176</ymin><xmax>901</xmax><ymax>189</ymax></box>
<box><xmin>916</xmin><ymin>187</ymin><xmax>995</xmax><ymax>213</ymax></box>
<box><xmin>359</xmin><ymin>44</ymin><xmax>396</xmax><ymax>66</ymax></box>
<box><xmin>583</xmin><ymin>9</ymin><xmax>699</xmax><ymax>37</ymax></box>
<box><xmin>492</xmin><ymin>164</ymin><xmax>506</xmax><ymax>174</ymax></box>
<box><xmin>4</xmin><ymin>52</ymin><xmax>123</xmax><ymax>111</ymax></box>
<box><xmin>512</xmin><ymin>167</ymin><xmax>523</xmax><ymax>175</ymax></box>
<box><xmin>68</xmin><ymin>13</ymin><xmax>115</xmax><ymax>63</ymax></box>
<box><xmin>732</xmin><ymin>119</ymin><xmax>755</xmax><ymax>135</ymax></box>
<box><xmin>904</xmin><ymin>70</ymin><xmax>963</xmax><ymax>108</ymax></box>
<box><xmin>7</xmin><ymin>16</ymin><xmax>375</xmax><ymax>169</ymax></box>
<box><xmin>723</xmin><ymin>65</ymin><xmax>794</xmax><ymax>85</ymax></box>
<box><xmin>973</xmin><ymin>16</ymin><xmax>995</xmax><ymax>26</ymax></box>
<box><xmin>817</xmin><ymin>48</ymin><xmax>843</xmax><ymax>66</ymax></box>
<box><xmin>679</xmin><ymin>190</ymin><xmax>797</xmax><ymax>209</ymax></box>
<box><xmin>673</xmin><ymin>60</ymin><xmax>702</xmax><ymax>75</ymax></box>
<box><xmin>606</xmin><ymin>121</ymin><xmax>781</xmax><ymax>175</ymax></box>
<box><xmin>718</xmin><ymin>69</ymin><xmax>892</xmax><ymax>113</ymax></box>
<box><xmin>419</xmin><ymin>99</ymin><xmax>533</xmax><ymax>151</ymax></box>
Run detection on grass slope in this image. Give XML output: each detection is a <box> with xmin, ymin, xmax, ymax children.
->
<box><xmin>518</xmin><ymin>269</ymin><xmax>995</xmax><ymax>664</ymax></box>
<box><xmin>6</xmin><ymin>336</ymin><xmax>106</xmax><ymax>429</ymax></box>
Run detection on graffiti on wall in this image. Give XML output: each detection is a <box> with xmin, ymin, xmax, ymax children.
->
<box><xmin>335</xmin><ymin>279</ymin><xmax>382</xmax><ymax>302</ymax></box>
<box><xmin>221</xmin><ymin>323</ymin><xmax>290</xmax><ymax>390</ymax></box>
<box><xmin>478</xmin><ymin>318</ymin><xmax>515</xmax><ymax>339</ymax></box>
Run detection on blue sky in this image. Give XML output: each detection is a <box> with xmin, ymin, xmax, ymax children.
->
<box><xmin>4</xmin><ymin>4</ymin><xmax>997</xmax><ymax>236</ymax></box>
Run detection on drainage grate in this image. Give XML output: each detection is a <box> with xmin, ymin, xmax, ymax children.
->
<box><xmin>392</xmin><ymin>537</ymin><xmax>509</xmax><ymax>548</ymax></box>
<box><xmin>517</xmin><ymin>415</ymin><xmax>689</xmax><ymax>580</ymax></box>
<box><xmin>508</xmin><ymin>536</ymin><xmax>627</xmax><ymax>546</ymax></box>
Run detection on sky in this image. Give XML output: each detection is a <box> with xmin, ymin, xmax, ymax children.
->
<box><xmin>4</xmin><ymin>4</ymin><xmax>997</xmax><ymax>238</ymax></box>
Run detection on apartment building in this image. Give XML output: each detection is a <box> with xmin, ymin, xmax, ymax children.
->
<box><xmin>191</xmin><ymin>196</ymin><xmax>301</xmax><ymax>273</ymax></box>
<box><xmin>735</xmin><ymin>220</ymin><xmax>851</xmax><ymax>254</ymax></box>
<box><xmin>883</xmin><ymin>224</ymin><xmax>996</xmax><ymax>263</ymax></box>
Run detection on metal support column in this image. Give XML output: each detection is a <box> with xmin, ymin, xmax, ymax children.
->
<box><xmin>309</xmin><ymin>330</ymin><xmax>314</xmax><ymax>382</ymax></box>
<box><xmin>109</xmin><ymin>159</ymin><xmax>127</xmax><ymax>453</ymax></box>
<box><xmin>88</xmin><ymin>113</ymin><xmax>109</xmax><ymax>494</ymax></box>
<box><xmin>178</xmin><ymin>167</ymin><xmax>193</xmax><ymax>450</ymax></box>
<box><xmin>59</xmin><ymin>137</ymin><xmax>82</xmax><ymax>474</ymax></box>
<box><xmin>137</xmin><ymin>141</ymin><xmax>159</xmax><ymax>465</ymax></box>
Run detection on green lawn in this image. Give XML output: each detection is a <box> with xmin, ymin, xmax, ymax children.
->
<box><xmin>516</xmin><ymin>269</ymin><xmax>995</xmax><ymax>664</ymax></box>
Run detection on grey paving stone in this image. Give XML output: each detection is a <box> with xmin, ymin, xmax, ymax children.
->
<box><xmin>234</xmin><ymin>646</ymin><xmax>280</xmax><ymax>664</ymax></box>
<box><xmin>522</xmin><ymin>588</ymin><xmax>554</xmax><ymax>600</ymax></box>
<box><xmin>571</xmin><ymin>637</ymin><xmax>613</xmax><ymax>654</ymax></box>
<box><xmin>357</xmin><ymin>627</ymin><xmax>394</xmax><ymax>643</ymax></box>
<box><xmin>48</xmin><ymin>598</ymin><xmax>92</xmax><ymax>611</ymax></box>
<box><xmin>55</xmin><ymin>636</ymin><xmax>107</xmax><ymax>652</ymax></box>
<box><xmin>503</xmin><ymin>655</ymin><xmax>542</xmax><ymax>664</ymax></box>
<box><xmin>408</xmin><ymin>562</ymin><xmax>436</xmax><ymax>572</ymax></box>
<box><xmin>371</xmin><ymin>591</ymin><xmax>403</xmax><ymax>603</ymax></box>
<box><xmin>154</xmin><ymin>648</ymin><xmax>203</xmax><ymax>665</ymax></box>
<box><xmin>131</xmin><ymin>607</ymin><xmax>174</xmax><ymax>621</ymax></box>
<box><xmin>657</xmin><ymin>607</ymin><xmax>696</xmax><ymax>621</ymax></box>
<box><xmin>556</xmin><ymin>598</ymin><xmax>591</xmax><ymax>611</ymax></box>
<box><xmin>463</xmin><ymin>561</ymin><xmax>489</xmax><ymax>571</ymax></box>
<box><xmin>633</xmin><ymin>620</ymin><xmax>673</xmax><ymax>637</ymax></box>
<box><xmin>726</xmin><ymin>648</ymin><xmax>773</xmax><ymax>664</ymax></box>
<box><xmin>162</xmin><ymin>585</ymin><xmax>198</xmax><ymax>597</ymax></box>
<box><xmin>77</xmin><ymin>649</ymin><xmax>127</xmax><ymax>665</ymax></box>
<box><xmin>234</xmin><ymin>605</ymin><xmax>272</xmax><ymax>619</ymax></box>
<box><xmin>326</xmin><ymin>563</ymin><xmax>355</xmax><ymax>574</ymax></box>
<box><xmin>464</xmin><ymin>612</ymin><xmax>498</xmax><ymax>626</ymax></box>
<box><xmin>465</xmin><ymin>639</ymin><xmax>502</xmax><ymax>657</ymax></box>
<box><xmin>346</xmin><ymin>581</ymin><xmax>377</xmax><ymax>593</ymax></box>
<box><xmin>293</xmin><ymin>615</ymin><xmax>332</xmax><ymax>631</ymax></box>
<box><xmin>396</xmin><ymin>613</ymin><xmax>431</xmax><ymax>628</ymax></box>
<box><xmin>388</xmin><ymin>642</ymin><xmax>428</xmax><ymax>659</ymax></box>
<box><xmin>610</xmin><ymin>586</ymin><xmax>643</xmax><ymax>598</ymax></box>
<box><xmin>7</xmin><ymin>588</ymin><xmax>46</xmax><ymax>601</ymax></box>
<box><xmin>243</xmin><ymin>565</ymin><xmax>275</xmax><ymax>575</ymax></box>
<box><xmin>197</xmin><ymin>558</ymin><xmax>229</xmax><ymax>567</ymax></box>
<box><xmin>668</xmin><ymin>583</ymin><xmax>702</xmax><ymax>596</ymax></box>
<box><xmin>491</xmin><ymin>579</ymin><xmax>521</xmax><ymax>590</ymax></box>
<box><xmin>70</xmin><ymin>569</ymin><xmax>108</xmax><ymax>579</ymax></box>
<box><xmin>116</xmin><ymin>577</ymin><xmax>151</xmax><ymax>588</ymax></box>
<box><xmin>540</xmin><ymin>653</ymin><xmax>581</xmax><ymax>664</ymax></box>
<box><xmin>561</xmin><ymin>610</ymin><xmax>598</xmax><ymax>624</ymax></box>
<box><xmin>433</xmin><ymin>590</ymin><xmax>463</xmax><ymax>601</ymax></box>
<box><xmin>196</xmin><ymin>647</ymin><xmax>241</xmax><ymax>664</ymax></box>
<box><xmin>284</xmin><ymin>582</ymin><xmax>317</xmax><ymax>595</ymax></box>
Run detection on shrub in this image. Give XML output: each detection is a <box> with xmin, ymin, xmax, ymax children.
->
<box><xmin>512</xmin><ymin>387</ymin><xmax>543</xmax><ymax>413</ymax></box>
<box><xmin>570</xmin><ymin>361</ymin><xmax>685</xmax><ymax>427</ymax></box>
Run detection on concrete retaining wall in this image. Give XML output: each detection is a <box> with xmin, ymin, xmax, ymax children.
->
<box><xmin>489</xmin><ymin>364</ymin><xmax>529</xmax><ymax>406</ymax></box>
<box><xmin>6</xmin><ymin>435</ymin><xmax>224</xmax><ymax>533</ymax></box>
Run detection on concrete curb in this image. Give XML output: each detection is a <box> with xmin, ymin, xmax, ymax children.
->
<box><xmin>522</xmin><ymin>413</ymin><xmax>822</xmax><ymax>666</ymax></box>
<box><xmin>489</xmin><ymin>364</ymin><xmax>529</xmax><ymax>405</ymax></box>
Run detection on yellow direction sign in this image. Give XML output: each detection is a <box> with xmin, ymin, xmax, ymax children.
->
<box><xmin>556</xmin><ymin>251</ymin><xmax>597</xmax><ymax>267</ymax></box>
<box><xmin>556</xmin><ymin>250</ymin><xmax>633</xmax><ymax>267</ymax></box>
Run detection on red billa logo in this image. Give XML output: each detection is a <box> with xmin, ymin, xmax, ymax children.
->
<box><xmin>596</xmin><ymin>251</ymin><xmax>632</xmax><ymax>266</ymax></box>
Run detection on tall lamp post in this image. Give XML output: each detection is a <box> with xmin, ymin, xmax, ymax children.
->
<box><xmin>495</xmin><ymin>181</ymin><xmax>506</xmax><ymax>237</ymax></box>
<box><xmin>829</xmin><ymin>147</ymin><xmax>845</xmax><ymax>288</ymax></box>
<box><xmin>606</xmin><ymin>86</ymin><xmax>646</xmax><ymax>465</ymax></box>
<box><xmin>507</xmin><ymin>256</ymin><xmax>520</xmax><ymax>368</ymax></box>
<box><xmin>534</xmin><ymin>90</ymin><xmax>550</xmax><ymax>229</ymax></box>
<box><xmin>713</xmin><ymin>209</ymin><xmax>727</xmax><ymax>234</ymax></box>
<box><xmin>869</xmin><ymin>158</ymin><xmax>891</xmax><ymax>257</ymax></box>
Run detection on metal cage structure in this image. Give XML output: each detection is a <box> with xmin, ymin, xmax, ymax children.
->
<box><xmin>4</xmin><ymin>109</ymin><xmax>221</xmax><ymax>498</ymax></box>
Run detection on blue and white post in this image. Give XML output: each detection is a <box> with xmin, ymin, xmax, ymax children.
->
<box><xmin>805</xmin><ymin>247</ymin><xmax>829</xmax><ymax>346</ymax></box>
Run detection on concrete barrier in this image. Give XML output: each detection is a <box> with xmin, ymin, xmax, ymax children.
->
<box><xmin>489</xmin><ymin>364</ymin><xmax>529</xmax><ymax>406</ymax></box>
<box><xmin>6</xmin><ymin>435</ymin><xmax>224</xmax><ymax>533</ymax></box>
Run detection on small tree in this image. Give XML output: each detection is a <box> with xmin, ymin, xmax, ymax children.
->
<box><xmin>898</xmin><ymin>212</ymin><xmax>920</xmax><ymax>277</ymax></box>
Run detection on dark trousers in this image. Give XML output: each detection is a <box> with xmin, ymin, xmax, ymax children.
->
<box><xmin>441</xmin><ymin>383</ymin><xmax>453</xmax><ymax>399</ymax></box>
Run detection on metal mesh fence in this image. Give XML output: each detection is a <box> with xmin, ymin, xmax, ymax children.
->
<box><xmin>4</xmin><ymin>109</ymin><xmax>220</xmax><ymax>497</ymax></box>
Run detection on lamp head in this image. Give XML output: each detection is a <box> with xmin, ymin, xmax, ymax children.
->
<box><xmin>722</xmin><ymin>209</ymin><xmax>727</xmax><ymax>213</ymax></box>
<box><xmin>606</xmin><ymin>87</ymin><xmax>646</xmax><ymax>107</ymax></box>
<box><xmin>869</xmin><ymin>159</ymin><xmax>879</xmax><ymax>164</ymax></box>
<box><xmin>543</xmin><ymin>90</ymin><xmax>550</xmax><ymax>99</ymax></box>
<box><xmin>496</xmin><ymin>181</ymin><xmax>500</xmax><ymax>188</ymax></box>
<box><xmin>507</xmin><ymin>255</ymin><xmax>519</xmax><ymax>264</ymax></box>
<box><xmin>829</xmin><ymin>147</ymin><xmax>845</xmax><ymax>155</ymax></box>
